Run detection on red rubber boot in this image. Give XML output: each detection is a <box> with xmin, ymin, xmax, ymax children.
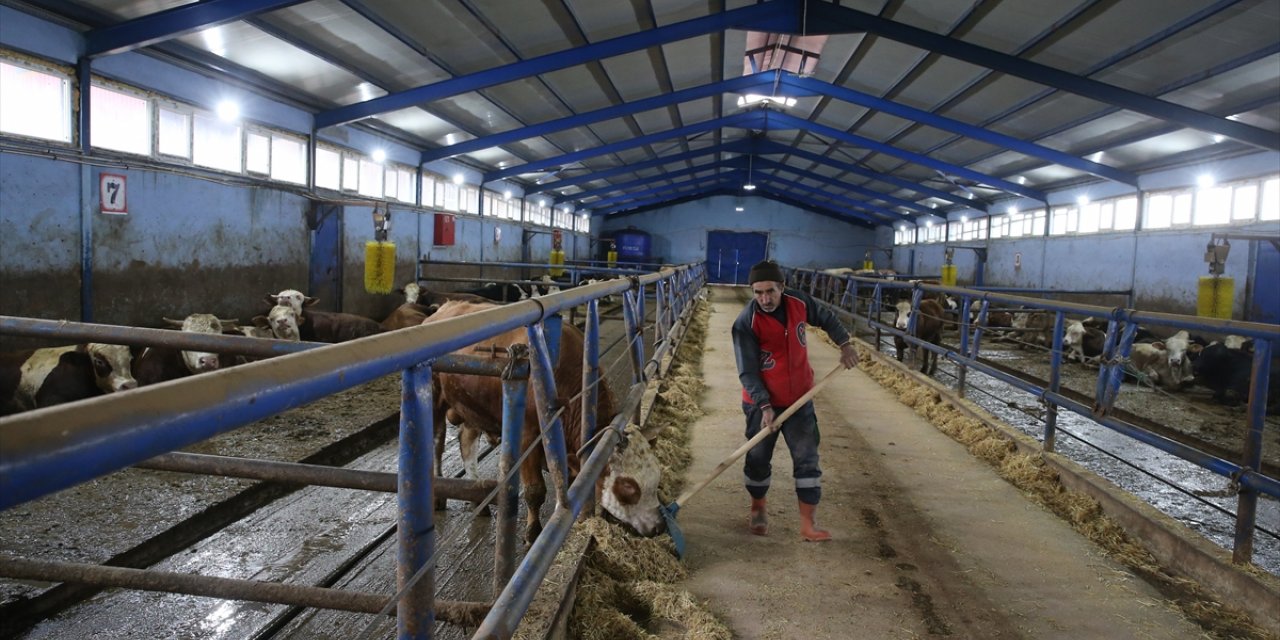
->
<box><xmin>798</xmin><ymin>501</ymin><xmax>831</xmax><ymax>542</ymax></box>
<box><xmin>748</xmin><ymin>497</ymin><xmax>768</xmax><ymax>535</ymax></box>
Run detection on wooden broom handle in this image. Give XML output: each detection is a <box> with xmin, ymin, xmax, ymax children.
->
<box><xmin>674</xmin><ymin>363</ymin><xmax>847</xmax><ymax>508</ymax></box>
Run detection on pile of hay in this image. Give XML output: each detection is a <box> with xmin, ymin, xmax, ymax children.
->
<box><xmin>569</xmin><ymin>298</ymin><xmax>732</xmax><ymax>639</ymax></box>
<box><xmin>857</xmin><ymin>353</ymin><xmax>1275</xmax><ymax>640</ymax></box>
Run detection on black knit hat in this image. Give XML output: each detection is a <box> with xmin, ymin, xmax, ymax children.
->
<box><xmin>748</xmin><ymin>260</ymin><xmax>784</xmax><ymax>284</ymax></box>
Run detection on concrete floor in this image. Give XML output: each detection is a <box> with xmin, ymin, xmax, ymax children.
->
<box><xmin>672</xmin><ymin>286</ymin><xmax>1212</xmax><ymax>639</ymax></box>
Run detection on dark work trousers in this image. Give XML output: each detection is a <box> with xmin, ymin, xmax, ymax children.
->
<box><xmin>742</xmin><ymin>400</ymin><xmax>822</xmax><ymax>505</ymax></box>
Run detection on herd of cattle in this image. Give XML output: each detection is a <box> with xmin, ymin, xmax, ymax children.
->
<box><xmin>883</xmin><ymin>288</ymin><xmax>1275</xmax><ymax>413</ymax></box>
<box><xmin>0</xmin><ymin>277</ymin><xmax>666</xmax><ymax>541</ymax></box>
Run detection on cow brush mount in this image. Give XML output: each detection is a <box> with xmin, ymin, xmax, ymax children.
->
<box><xmin>364</xmin><ymin>206</ymin><xmax>396</xmax><ymax>295</ymax></box>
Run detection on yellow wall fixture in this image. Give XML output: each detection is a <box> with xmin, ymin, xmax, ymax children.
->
<box><xmin>364</xmin><ymin>206</ymin><xmax>395</xmax><ymax>294</ymax></box>
<box><xmin>1197</xmin><ymin>276</ymin><xmax>1233</xmax><ymax>319</ymax></box>
<box><xmin>941</xmin><ymin>264</ymin><xmax>958</xmax><ymax>286</ymax></box>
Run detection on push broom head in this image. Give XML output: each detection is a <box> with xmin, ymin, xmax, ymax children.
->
<box><xmin>364</xmin><ymin>240</ymin><xmax>396</xmax><ymax>294</ymax></box>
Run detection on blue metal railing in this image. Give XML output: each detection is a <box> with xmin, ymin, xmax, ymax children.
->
<box><xmin>0</xmin><ymin>263</ymin><xmax>709</xmax><ymax>639</ymax></box>
<box><xmin>790</xmin><ymin>267</ymin><xmax>1279</xmax><ymax>566</ymax></box>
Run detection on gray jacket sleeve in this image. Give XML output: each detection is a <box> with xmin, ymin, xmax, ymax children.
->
<box><xmin>732</xmin><ymin>306</ymin><xmax>772</xmax><ymax>408</ymax></box>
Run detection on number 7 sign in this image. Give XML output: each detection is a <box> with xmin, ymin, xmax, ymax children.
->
<box><xmin>100</xmin><ymin>173</ymin><xmax>127</xmax><ymax>215</ymax></box>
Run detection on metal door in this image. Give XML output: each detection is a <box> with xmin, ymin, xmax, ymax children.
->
<box><xmin>308</xmin><ymin>202</ymin><xmax>343</xmax><ymax>312</ymax></box>
<box><xmin>706</xmin><ymin>231</ymin><xmax>768</xmax><ymax>284</ymax></box>
<box><xmin>1249</xmin><ymin>240</ymin><xmax>1280</xmax><ymax>323</ymax></box>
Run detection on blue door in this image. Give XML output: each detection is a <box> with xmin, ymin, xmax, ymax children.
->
<box><xmin>1249</xmin><ymin>240</ymin><xmax>1280</xmax><ymax>324</ymax></box>
<box><xmin>308</xmin><ymin>202</ymin><xmax>343</xmax><ymax>312</ymax></box>
<box><xmin>706</xmin><ymin>231</ymin><xmax>768</xmax><ymax>284</ymax></box>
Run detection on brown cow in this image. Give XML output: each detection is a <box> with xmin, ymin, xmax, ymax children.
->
<box><xmin>422</xmin><ymin>300</ymin><xmax>663</xmax><ymax>543</ymax></box>
<box><xmin>893</xmin><ymin>299</ymin><xmax>945</xmax><ymax>375</ymax></box>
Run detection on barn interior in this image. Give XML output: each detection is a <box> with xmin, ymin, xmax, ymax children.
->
<box><xmin>1</xmin><ymin>0</ymin><xmax>1279</xmax><ymax>638</ymax></box>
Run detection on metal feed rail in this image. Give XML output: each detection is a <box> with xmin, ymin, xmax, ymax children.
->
<box><xmin>793</xmin><ymin>267</ymin><xmax>1279</xmax><ymax>566</ymax></box>
<box><xmin>0</xmin><ymin>264</ymin><xmax>708</xmax><ymax>640</ymax></box>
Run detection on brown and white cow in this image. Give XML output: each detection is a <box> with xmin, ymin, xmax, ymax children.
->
<box><xmin>0</xmin><ymin>343</ymin><xmax>137</xmax><ymax>416</ymax></box>
<box><xmin>1062</xmin><ymin>320</ymin><xmax>1106</xmax><ymax>365</ymax></box>
<box><xmin>261</xmin><ymin>291</ymin><xmax>382</xmax><ymax>343</ymax></box>
<box><xmin>893</xmin><ymin>299</ymin><xmax>945</xmax><ymax>375</ymax></box>
<box><xmin>133</xmin><ymin>314</ymin><xmax>238</xmax><ymax>386</ymax></box>
<box><xmin>422</xmin><ymin>300</ymin><xmax>663</xmax><ymax>542</ymax></box>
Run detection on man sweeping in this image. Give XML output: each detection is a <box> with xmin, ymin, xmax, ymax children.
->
<box><xmin>731</xmin><ymin>260</ymin><xmax>860</xmax><ymax>541</ymax></box>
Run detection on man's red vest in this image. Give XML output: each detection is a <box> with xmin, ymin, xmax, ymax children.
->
<box><xmin>742</xmin><ymin>294</ymin><xmax>815</xmax><ymax>408</ymax></box>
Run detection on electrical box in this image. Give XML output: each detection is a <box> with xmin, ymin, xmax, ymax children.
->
<box><xmin>434</xmin><ymin>213</ymin><xmax>455</xmax><ymax>246</ymax></box>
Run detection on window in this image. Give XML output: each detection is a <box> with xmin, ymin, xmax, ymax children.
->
<box><xmin>192</xmin><ymin>112</ymin><xmax>242</xmax><ymax>173</ymax></box>
<box><xmin>157</xmin><ymin>104</ymin><xmax>191</xmax><ymax>159</ymax></box>
<box><xmin>245</xmin><ymin>131</ymin><xmax>270</xmax><ymax>175</ymax></box>
<box><xmin>1114</xmin><ymin>197</ymin><xmax>1138</xmax><ymax>230</ymax></box>
<box><xmin>0</xmin><ymin>60</ymin><xmax>72</xmax><ymax>143</ymax></box>
<box><xmin>271</xmin><ymin>134</ymin><xmax>306</xmax><ymax>185</ymax></box>
<box><xmin>461</xmin><ymin>186</ymin><xmax>479</xmax><ymax>214</ymax></box>
<box><xmin>1172</xmin><ymin>193</ymin><xmax>1193</xmax><ymax>225</ymax></box>
<box><xmin>396</xmin><ymin>167</ymin><xmax>415</xmax><ymax>204</ymax></box>
<box><xmin>443</xmin><ymin>182</ymin><xmax>459</xmax><ymax>211</ymax></box>
<box><xmin>1232</xmin><ymin>184</ymin><xmax>1258</xmax><ymax>221</ymax></box>
<box><xmin>342</xmin><ymin>156</ymin><xmax>359</xmax><ymax>191</ymax></box>
<box><xmin>358</xmin><ymin>159</ymin><xmax>383</xmax><ymax>198</ymax></box>
<box><xmin>1262</xmin><ymin>178</ymin><xmax>1279</xmax><ymax>222</ymax></box>
<box><xmin>1194</xmin><ymin>186</ymin><xmax>1231</xmax><ymax>226</ymax></box>
<box><xmin>422</xmin><ymin>174</ymin><xmax>437</xmax><ymax>207</ymax></box>
<box><xmin>315</xmin><ymin>147</ymin><xmax>341</xmax><ymax>190</ymax></box>
<box><xmin>89</xmin><ymin>84</ymin><xmax>151</xmax><ymax>155</ymax></box>
<box><xmin>1146</xmin><ymin>194</ymin><xmax>1172</xmax><ymax>229</ymax></box>
<box><xmin>1078</xmin><ymin>202</ymin><xmax>1100</xmax><ymax>234</ymax></box>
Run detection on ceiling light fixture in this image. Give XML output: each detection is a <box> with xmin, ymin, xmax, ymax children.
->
<box><xmin>743</xmin><ymin>154</ymin><xmax>757</xmax><ymax>191</ymax></box>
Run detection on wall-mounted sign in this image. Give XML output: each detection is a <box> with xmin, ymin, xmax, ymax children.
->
<box><xmin>1014</xmin><ymin>252</ymin><xmax>1022</xmax><ymax>271</ymax></box>
<box><xmin>494</xmin><ymin>226</ymin><xmax>502</xmax><ymax>245</ymax></box>
<box><xmin>100</xmin><ymin>173</ymin><xmax>127</xmax><ymax>215</ymax></box>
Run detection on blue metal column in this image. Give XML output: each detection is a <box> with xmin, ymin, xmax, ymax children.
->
<box><xmin>1044</xmin><ymin>312</ymin><xmax>1066</xmax><ymax>452</ymax></box>
<box><xmin>526</xmin><ymin>323</ymin><xmax>570</xmax><ymax>505</ymax></box>
<box><xmin>956</xmin><ymin>295</ymin><xmax>973</xmax><ymax>395</ymax></box>
<box><xmin>623</xmin><ymin>289</ymin><xmax>646</xmax><ymax>385</ymax></box>
<box><xmin>1233</xmin><ymin>338</ymin><xmax>1273</xmax><ymax>564</ymax></box>
<box><xmin>579</xmin><ymin>300</ymin><xmax>602</xmax><ymax>517</ymax></box>
<box><xmin>398</xmin><ymin>362</ymin><xmax>436</xmax><ymax>640</ymax></box>
<box><xmin>655</xmin><ymin>280</ymin><xmax>668</xmax><ymax>345</ymax></box>
<box><xmin>495</xmin><ymin>358</ymin><xmax>528</xmax><ymax>592</ymax></box>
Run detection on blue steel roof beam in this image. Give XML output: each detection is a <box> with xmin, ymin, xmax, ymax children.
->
<box><xmin>765</xmin><ymin>111</ymin><xmax>1047</xmax><ymax>201</ymax></box>
<box><xmin>779</xmin><ymin>74</ymin><xmax>1138</xmax><ymax>186</ymax></box>
<box><xmin>808</xmin><ymin>2</ymin><xmax>1280</xmax><ymax>151</ymax></box>
<box><xmin>563</xmin><ymin>164</ymin><xmax>740</xmax><ymax>205</ymax></box>
<box><xmin>871</xmin><ymin>1</ymin><xmax>1269</xmax><ymax>187</ymax></box>
<box><xmin>751</xmin><ymin>138</ymin><xmax>989</xmax><ymax>211</ymax></box>
<box><xmin>526</xmin><ymin>139</ymin><xmax>755</xmax><ymax>196</ymax></box>
<box><xmin>752</xmin><ymin>185</ymin><xmax>887</xmax><ymax>226</ymax></box>
<box><xmin>599</xmin><ymin>186</ymin><xmax>742</xmax><ymax>218</ymax></box>
<box><xmin>592</xmin><ymin>177</ymin><xmax>740</xmax><ymax>215</ymax></box>
<box><xmin>422</xmin><ymin>74</ymin><xmax>784</xmax><ymax>164</ymax></box>
<box><xmin>485</xmin><ymin>111</ymin><xmax>765</xmax><ymax>182</ymax></box>
<box><xmin>85</xmin><ymin>0</ymin><xmax>306</xmax><ymax>57</ymax></box>
<box><xmin>921</xmin><ymin>44</ymin><xmax>1280</xmax><ymax>183</ymax></box>
<box><xmin>754</xmin><ymin>175</ymin><xmax>902</xmax><ymax>223</ymax></box>
<box><xmin>752</xmin><ymin>188</ymin><xmax>879</xmax><ymax>228</ymax></box>
<box><xmin>750</xmin><ymin>158</ymin><xmax>924</xmax><ymax>218</ymax></box>
<box><xmin>585</xmin><ymin>172</ymin><xmax>740</xmax><ymax>210</ymax></box>
<box><xmin>314</xmin><ymin>1</ymin><xmax>795</xmax><ymax>129</ymax></box>
<box><xmin>242</xmin><ymin>18</ymin><xmax>502</xmax><ymax>152</ymax></box>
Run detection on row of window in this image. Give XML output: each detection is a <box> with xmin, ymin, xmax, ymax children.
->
<box><xmin>895</xmin><ymin>175</ymin><xmax>1280</xmax><ymax>245</ymax></box>
<box><xmin>0</xmin><ymin>56</ymin><xmax>588</xmax><ymax>232</ymax></box>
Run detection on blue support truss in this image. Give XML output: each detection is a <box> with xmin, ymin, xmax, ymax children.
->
<box><xmin>85</xmin><ymin>0</ymin><xmax>306</xmax><ymax>57</ymax></box>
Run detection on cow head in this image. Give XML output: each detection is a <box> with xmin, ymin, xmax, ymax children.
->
<box><xmin>163</xmin><ymin>314</ymin><xmax>238</xmax><ymax>373</ymax></box>
<box><xmin>1063</xmin><ymin>320</ymin><xmax>1085</xmax><ymax>350</ymax></box>
<box><xmin>263</xmin><ymin>305</ymin><xmax>302</xmax><ymax>341</ymax></box>
<box><xmin>1163</xmin><ymin>330</ymin><xmax>1191</xmax><ymax>369</ymax></box>
<box><xmin>79</xmin><ymin>343</ymin><xmax>138</xmax><ymax>393</ymax></box>
<box><xmin>598</xmin><ymin>425</ymin><xmax>663</xmax><ymax>537</ymax></box>
<box><xmin>400</xmin><ymin>282</ymin><xmax>422</xmax><ymax>304</ymax></box>
<box><xmin>894</xmin><ymin>301</ymin><xmax>913</xmax><ymax>331</ymax></box>
<box><xmin>265</xmin><ymin>289</ymin><xmax>318</xmax><ymax>316</ymax></box>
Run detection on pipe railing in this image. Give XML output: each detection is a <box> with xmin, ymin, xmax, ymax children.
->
<box><xmin>791</xmin><ymin>267</ymin><xmax>1279</xmax><ymax>566</ymax></box>
<box><xmin>0</xmin><ymin>263</ymin><xmax>707</xmax><ymax>640</ymax></box>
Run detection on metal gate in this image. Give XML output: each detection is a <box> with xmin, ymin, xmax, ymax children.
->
<box><xmin>705</xmin><ymin>230</ymin><xmax>768</xmax><ymax>284</ymax></box>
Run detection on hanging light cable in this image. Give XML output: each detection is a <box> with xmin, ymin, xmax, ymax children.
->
<box><xmin>743</xmin><ymin>153</ymin><xmax>757</xmax><ymax>191</ymax></box>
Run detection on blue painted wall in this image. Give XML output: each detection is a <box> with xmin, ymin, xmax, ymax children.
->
<box><xmin>599</xmin><ymin>195</ymin><xmax>876</xmax><ymax>271</ymax></box>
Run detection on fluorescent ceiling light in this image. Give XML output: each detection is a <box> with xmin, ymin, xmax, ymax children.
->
<box><xmin>737</xmin><ymin>94</ymin><xmax>797</xmax><ymax>108</ymax></box>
